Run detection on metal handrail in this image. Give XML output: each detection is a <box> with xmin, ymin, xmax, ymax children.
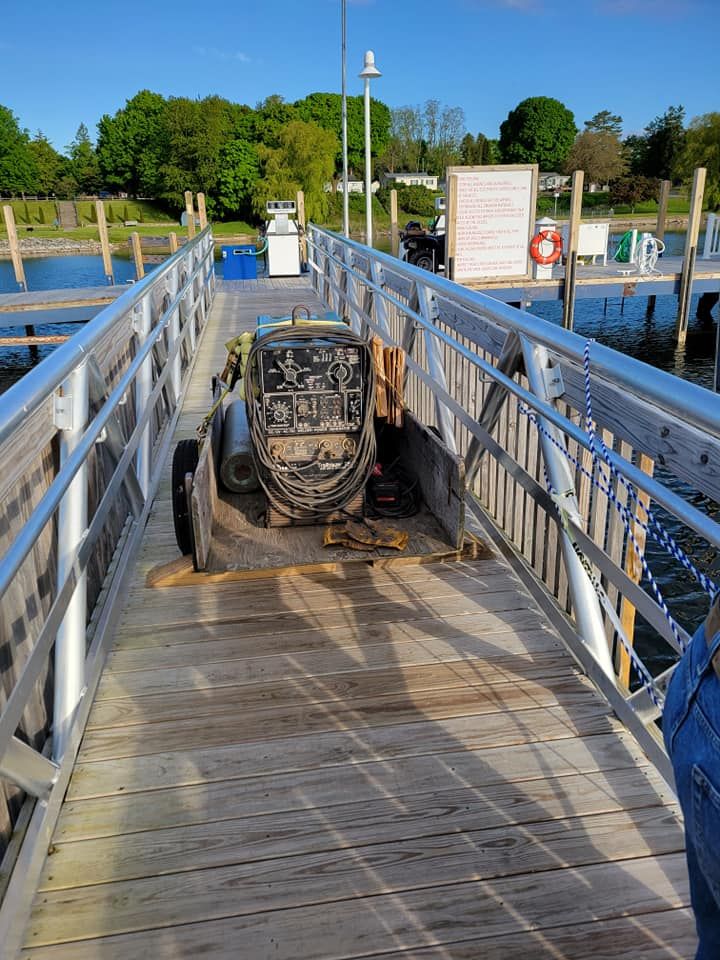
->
<box><xmin>310</xmin><ymin>227</ymin><xmax>720</xmax><ymax>439</ymax></box>
<box><xmin>0</xmin><ymin>227</ymin><xmax>214</xmax><ymax>800</ymax></box>
<box><xmin>307</xmin><ymin>224</ymin><xmax>720</xmax><ymax>773</ymax></box>
<box><xmin>0</xmin><ymin>226</ymin><xmax>213</xmax><ymax>446</ymax></box>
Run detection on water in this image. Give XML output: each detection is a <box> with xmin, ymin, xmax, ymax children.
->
<box><xmin>1</xmin><ymin>238</ymin><xmax>717</xmax><ymax>673</ymax></box>
<box><xmin>0</xmin><ymin>255</ymin><xmax>142</xmax><ymax>390</ymax></box>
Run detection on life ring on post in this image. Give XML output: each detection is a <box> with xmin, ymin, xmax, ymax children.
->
<box><xmin>530</xmin><ymin>230</ymin><xmax>563</xmax><ymax>265</ymax></box>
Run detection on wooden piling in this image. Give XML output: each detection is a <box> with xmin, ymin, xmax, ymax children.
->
<box><xmin>675</xmin><ymin>167</ymin><xmax>706</xmax><ymax>345</ymax></box>
<box><xmin>95</xmin><ymin>200</ymin><xmax>114</xmax><ymax>285</ymax></box>
<box><xmin>3</xmin><ymin>204</ymin><xmax>27</xmax><ymax>291</ymax></box>
<box><xmin>296</xmin><ymin>190</ymin><xmax>307</xmax><ymax>265</ymax></box>
<box><xmin>647</xmin><ymin>180</ymin><xmax>670</xmax><ymax>313</ymax></box>
<box><xmin>130</xmin><ymin>232</ymin><xmax>145</xmax><ymax>280</ymax></box>
<box><xmin>562</xmin><ymin>170</ymin><xmax>583</xmax><ymax>330</ymax></box>
<box><xmin>197</xmin><ymin>193</ymin><xmax>207</xmax><ymax>231</ymax></box>
<box><xmin>168</xmin><ymin>232</ymin><xmax>179</xmax><ymax>255</ymax></box>
<box><xmin>185</xmin><ymin>191</ymin><xmax>195</xmax><ymax>240</ymax></box>
<box><xmin>390</xmin><ymin>188</ymin><xmax>399</xmax><ymax>257</ymax></box>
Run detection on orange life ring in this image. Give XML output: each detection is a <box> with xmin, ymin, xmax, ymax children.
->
<box><xmin>530</xmin><ymin>230</ymin><xmax>562</xmax><ymax>265</ymax></box>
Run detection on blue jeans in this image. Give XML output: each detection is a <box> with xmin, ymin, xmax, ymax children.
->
<box><xmin>664</xmin><ymin>620</ymin><xmax>720</xmax><ymax>959</ymax></box>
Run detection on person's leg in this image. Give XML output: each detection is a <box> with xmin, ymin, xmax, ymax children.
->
<box><xmin>664</xmin><ymin>599</ymin><xmax>720</xmax><ymax>958</ymax></box>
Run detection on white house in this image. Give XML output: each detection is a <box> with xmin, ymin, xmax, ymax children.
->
<box><xmin>323</xmin><ymin>180</ymin><xmax>380</xmax><ymax>194</ymax></box>
<box><xmin>539</xmin><ymin>172</ymin><xmax>570</xmax><ymax>192</ymax></box>
<box><xmin>382</xmin><ymin>172</ymin><xmax>439</xmax><ymax>190</ymax></box>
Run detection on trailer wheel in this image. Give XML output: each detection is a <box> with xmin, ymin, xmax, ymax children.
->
<box><xmin>410</xmin><ymin>250</ymin><xmax>435</xmax><ymax>272</ymax></box>
<box><xmin>172</xmin><ymin>439</ymin><xmax>199</xmax><ymax>555</ymax></box>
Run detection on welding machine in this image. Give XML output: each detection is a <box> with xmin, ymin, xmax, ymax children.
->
<box><xmin>244</xmin><ymin>306</ymin><xmax>376</xmax><ymax>526</ymax></box>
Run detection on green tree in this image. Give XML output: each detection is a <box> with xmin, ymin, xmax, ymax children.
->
<box><xmin>67</xmin><ymin>123</ymin><xmax>100</xmax><ymax>194</ymax></box>
<box><xmin>97</xmin><ymin>90</ymin><xmax>167</xmax><ymax>195</ymax></box>
<box><xmin>676</xmin><ymin>113</ymin><xmax>720</xmax><ymax>208</ymax></box>
<box><xmin>499</xmin><ymin>96</ymin><xmax>577</xmax><ymax>169</ymax></box>
<box><xmin>609</xmin><ymin>175</ymin><xmax>658</xmax><ymax>213</ymax></box>
<box><xmin>155</xmin><ymin>95</ymin><xmax>240</xmax><ymax>214</ymax></box>
<box><xmin>216</xmin><ymin>139</ymin><xmax>260</xmax><ymax>218</ymax></box>
<box><xmin>252</xmin><ymin>120</ymin><xmax>337</xmax><ymax>222</ymax></box>
<box><xmin>294</xmin><ymin>92</ymin><xmax>391</xmax><ymax>174</ymax></box>
<box><xmin>28</xmin><ymin>131</ymin><xmax>63</xmax><ymax>194</ymax></box>
<box><xmin>584</xmin><ymin>111</ymin><xmax>623</xmax><ymax>136</ymax></box>
<box><xmin>644</xmin><ymin>105</ymin><xmax>686</xmax><ymax>180</ymax></box>
<box><xmin>622</xmin><ymin>133</ymin><xmax>648</xmax><ymax>176</ymax></box>
<box><xmin>565</xmin><ymin>130</ymin><xmax>627</xmax><ymax>185</ymax></box>
<box><xmin>0</xmin><ymin>105</ymin><xmax>37</xmax><ymax>193</ymax></box>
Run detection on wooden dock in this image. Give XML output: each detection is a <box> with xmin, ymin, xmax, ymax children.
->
<box><xmin>17</xmin><ymin>279</ymin><xmax>695</xmax><ymax>958</ymax></box>
<box><xmin>0</xmin><ymin>286</ymin><xmax>127</xmax><ymax>314</ymax></box>
<box><xmin>463</xmin><ymin>253</ymin><xmax>720</xmax><ymax>302</ymax></box>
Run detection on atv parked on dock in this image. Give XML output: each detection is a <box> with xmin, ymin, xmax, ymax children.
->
<box><xmin>399</xmin><ymin>198</ymin><xmax>446</xmax><ymax>273</ymax></box>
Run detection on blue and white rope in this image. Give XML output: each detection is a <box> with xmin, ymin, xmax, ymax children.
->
<box><xmin>582</xmin><ymin>339</ymin><xmax>717</xmax><ymax>601</ymax></box>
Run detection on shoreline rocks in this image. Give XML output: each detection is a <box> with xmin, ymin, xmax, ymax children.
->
<box><xmin>0</xmin><ymin>237</ymin><xmax>118</xmax><ymax>259</ymax></box>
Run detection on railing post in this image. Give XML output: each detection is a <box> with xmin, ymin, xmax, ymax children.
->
<box><xmin>520</xmin><ymin>335</ymin><xmax>615</xmax><ymax>679</ymax></box>
<box><xmin>133</xmin><ymin>295</ymin><xmax>154</xmax><ymax>498</ymax></box>
<box><xmin>53</xmin><ymin>359</ymin><xmax>90</xmax><ymax>761</ymax></box>
<box><xmin>417</xmin><ymin>284</ymin><xmax>457</xmax><ymax>453</ymax></box>
<box><xmin>167</xmin><ymin>265</ymin><xmax>182</xmax><ymax>399</ymax></box>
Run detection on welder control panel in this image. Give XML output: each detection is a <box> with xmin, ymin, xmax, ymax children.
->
<box><xmin>259</xmin><ymin>342</ymin><xmax>364</xmax><ymax>435</ymax></box>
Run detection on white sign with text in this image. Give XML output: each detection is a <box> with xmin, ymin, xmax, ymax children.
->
<box><xmin>450</xmin><ymin>167</ymin><xmax>536</xmax><ymax>280</ymax></box>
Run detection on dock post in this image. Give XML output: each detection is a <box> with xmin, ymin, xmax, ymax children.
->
<box><xmin>53</xmin><ymin>359</ymin><xmax>90</xmax><ymax>761</ymax></box>
<box><xmin>296</xmin><ymin>190</ymin><xmax>307</xmax><ymax>266</ymax></box>
<box><xmin>390</xmin><ymin>189</ymin><xmax>399</xmax><ymax>257</ymax></box>
<box><xmin>185</xmin><ymin>191</ymin><xmax>196</xmax><ymax>240</ymax></box>
<box><xmin>95</xmin><ymin>200</ymin><xmax>114</xmax><ymax>285</ymax></box>
<box><xmin>168</xmin><ymin>232</ymin><xmax>179</xmax><ymax>255</ymax></box>
<box><xmin>130</xmin><ymin>231</ymin><xmax>144</xmax><ymax>280</ymax></box>
<box><xmin>675</xmin><ymin>167</ymin><xmax>706</xmax><ymax>346</ymax></box>
<box><xmin>562</xmin><ymin>170</ymin><xmax>583</xmax><ymax>330</ymax></box>
<box><xmin>647</xmin><ymin>180</ymin><xmax>670</xmax><ymax>314</ymax></box>
<box><xmin>521</xmin><ymin>335</ymin><xmax>616</xmax><ymax>680</ymax></box>
<box><xmin>3</xmin><ymin>204</ymin><xmax>27</xmax><ymax>292</ymax></box>
<box><xmin>197</xmin><ymin>192</ymin><xmax>207</xmax><ymax>231</ymax></box>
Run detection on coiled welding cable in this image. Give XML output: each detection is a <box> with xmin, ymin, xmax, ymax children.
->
<box><xmin>245</xmin><ymin>326</ymin><xmax>377</xmax><ymax>522</ymax></box>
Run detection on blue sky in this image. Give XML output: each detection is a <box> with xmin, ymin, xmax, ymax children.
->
<box><xmin>0</xmin><ymin>0</ymin><xmax>717</xmax><ymax>151</ymax></box>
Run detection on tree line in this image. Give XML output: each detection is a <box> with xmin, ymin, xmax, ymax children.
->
<box><xmin>1</xmin><ymin>90</ymin><xmax>718</xmax><ymax>220</ymax></box>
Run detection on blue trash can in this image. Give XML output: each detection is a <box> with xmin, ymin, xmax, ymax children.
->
<box><xmin>222</xmin><ymin>244</ymin><xmax>257</xmax><ymax>280</ymax></box>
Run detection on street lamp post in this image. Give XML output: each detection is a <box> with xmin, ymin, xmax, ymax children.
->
<box><xmin>359</xmin><ymin>50</ymin><xmax>381</xmax><ymax>248</ymax></box>
<box><xmin>341</xmin><ymin>0</ymin><xmax>349</xmax><ymax>237</ymax></box>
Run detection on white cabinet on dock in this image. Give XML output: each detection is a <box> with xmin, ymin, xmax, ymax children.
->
<box><xmin>562</xmin><ymin>222</ymin><xmax>610</xmax><ymax>265</ymax></box>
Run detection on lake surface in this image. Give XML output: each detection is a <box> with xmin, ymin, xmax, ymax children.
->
<box><xmin>1</xmin><ymin>236</ymin><xmax>717</xmax><ymax>675</ymax></box>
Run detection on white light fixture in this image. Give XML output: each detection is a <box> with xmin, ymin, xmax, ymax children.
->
<box><xmin>359</xmin><ymin>50</ymin><xmax>381</xmax><ymax>248</ymax></box>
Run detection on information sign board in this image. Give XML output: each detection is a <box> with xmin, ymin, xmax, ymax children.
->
<box><xmin>446</xmin><ymin>165</ymin><xmax>538</xmax><ymax>281</ymax></box>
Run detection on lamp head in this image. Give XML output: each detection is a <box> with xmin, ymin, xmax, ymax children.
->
<box><xmin>359</xmin><ymin>50</ymin><xmax>381</xmax><ymax>79</ymax></box>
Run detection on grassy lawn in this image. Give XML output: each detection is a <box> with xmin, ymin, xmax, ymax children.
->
<box><xmin>74</xmin><ymin>199</ymin><xmax>175</xmax><ymax>226</ymax></box>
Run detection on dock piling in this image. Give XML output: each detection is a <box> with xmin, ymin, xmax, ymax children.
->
<box><xmin>185</xmin><ymin>191</ymin><xmax>196</xmax><ymax>240</ymax></box>
<box><xmin>390</xmin><ymin>189</ymin><xmax>399</xmax><ymax>257</ymax></box>
<box><xmin>95</xmin><ymin>200</ymin><xmax>114</xmax><ymax>285</ymax></box>
<box><xmin>561</xmin><ymin>170</ymin><xmax>583</xmax><ymax>330</ymax></box>
<box><xmin>130</xmin><ymin>232</ymin><xmax>145</xmax><ymax>280</ymax></box>
<box><xmin>675</xmin><ymin>167</ymin><xmax>706</xmax><ymax>345</ymax></box>
<box><xmin>197</xmin><ymin>193</ymin><xmax>207</xmax><ymax>231</ymax></box>
<box><xmin>647</xmin><ymin>180</ymin><xmax>670</xmax><ymax>314</ymax></box>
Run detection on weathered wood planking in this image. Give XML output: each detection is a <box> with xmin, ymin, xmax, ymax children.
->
<box><xmin>15</xmin><ymin>278</ymin><xmax>694</xmax><ymax>958</ymax></box>
<box><xmin>0</xmin><ymin>286</ymin><xmax>126</xmax><ymax>313</ymax></box>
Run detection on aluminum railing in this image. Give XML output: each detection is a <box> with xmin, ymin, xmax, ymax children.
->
<box><xmin>307</xmin><ymin>224</ymin><xmax>720</xmax><ymax>781</ymax></box>
<box><xmin>703</xmin><ymin>212</ymin><xmax>720</xmax><ymax>259</ymax></box>
<box><xmin>0</xmin><ymin>227</ymin><xmax>214</xmax><ymax>926</ymax></box>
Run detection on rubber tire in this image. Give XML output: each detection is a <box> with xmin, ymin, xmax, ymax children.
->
<box><xmin>409</xmin><ymin>250</ymin><xmax>435</xmax><ymax>272</ymax></box>
<box><xmin>172</xmin><ymin>439</ymin><xmax>199</xmax><ymax>555</ymax></box>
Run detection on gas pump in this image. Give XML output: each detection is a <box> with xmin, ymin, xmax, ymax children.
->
<box><xmin>265</xmin><ymin>200</ymin><xmax>301</xmax><ymax>277</ymax></box>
